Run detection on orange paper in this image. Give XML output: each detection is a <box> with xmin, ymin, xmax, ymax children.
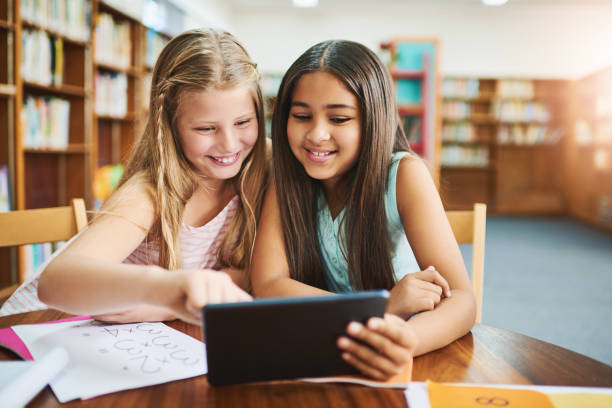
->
<box><xmin>427</xmin><ymin>381</ymin><xmax>555</xmax><ymax>408</ymax></box>
<box><xmin>548</xmin><ymin>393</ymin><xmax>612</xmax><ymax>408</ymax></box>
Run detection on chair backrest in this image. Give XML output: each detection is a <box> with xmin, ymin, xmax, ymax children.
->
<box><xmin>0</xmin><ymin>198</ymin><xmax>88</xmax><ymax>285</ymax></box>
<box><xmin>0</xmin><ymin>198</ymin><xmax>87</xmax><ymax>247</ymax></box>
<box><xmin>446</xmin><ymin>203</ymin><xmax>487</xmax><ymax>324</ymax></box>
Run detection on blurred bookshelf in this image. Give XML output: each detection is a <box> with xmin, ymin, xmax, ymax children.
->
<box><xmin>439</xmin><ymin>77</ymin><xmax>570</xmax><ymax>214</ymax></box>
<box><xmin>0</xmin><ymin>0</ymin><xmax>18</xmax><ymax>287</ymax></box>
<box><xmin>380</xmin><ymin>38</ymin><xmax>441</xmax><ymax>186</ymax></box>
<box><xmin>1</xmin><ymin>0</ymin><xmax>183</xmax><ymax>285</ymax></box>
<box><xmin>566</xmin><ymin>66</ymin><xmax>612</xmax><ymax>233</ymax></box>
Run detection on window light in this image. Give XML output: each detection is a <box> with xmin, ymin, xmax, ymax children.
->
<box><xmin>293</xmin><ymin>0</ymin><xmax>319</xmax><ymax>8</ymax></box>
<box><xmin>481</xmin><ymin>0</ymin><xmax>509</xmax><ymax>5</ymax></box>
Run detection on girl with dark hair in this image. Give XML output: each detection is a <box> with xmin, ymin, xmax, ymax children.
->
<box><xmin>251</xmin><ymin>40</ymin><xmax>475</xmax><ymax>380</ymax></box>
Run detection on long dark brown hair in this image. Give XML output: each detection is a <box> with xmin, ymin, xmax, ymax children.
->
<box><xmin>272</xmin><ymin>40</ymin><xmax>412</xmax><ymax>291</ymax></box>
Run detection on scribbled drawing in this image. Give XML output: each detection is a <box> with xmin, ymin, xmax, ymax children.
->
<box><xmin>151</xmin><ymin>336</ymin><xmax>178</xmax><ymax>350</ymax></box>
<box><xmin>102</xmin><ymin>327</ymin><xmax>120</xmax><ymax>337</ymax></box>
<box><xmin>169</xmin><ymin>349</ymin><xmax>200</xmax><ymax>366</ymax></box>
<box><xmin>99</xmin><ymin>348</ymin><xmax>109</xmax><ymax>354</ymax></box>
<box><xmin>122</xmin><ymin>328</ymin><xmax>134</xmax><ymax>334</ymax></box>
<box><xmin>135</xmin><ymin>323</ymin><xmax>163</xmax><ymax>335</ymax></box>
<box><xmin>129</xmin><ymin>355</ymin><xmax>162</xmax><ymax>374</ymax></box>
<box><xmin>156</xmin><ymin>357</ymin><xmax>170</xmax><ymax>365</ymax></box>
<box><xmin>114</xmin><ymin>339</ymin><xmax>143</xmax><ymax>355</ymax></box>
<box><xmin>141</xmin><ymin>341</ymin><xmax>152</xmax><ymax>347</ymax></box>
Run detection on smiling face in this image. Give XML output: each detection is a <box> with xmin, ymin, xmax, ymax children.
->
<box><xmin>175</xmin><ymin>86</ymin><xmax>258</xmax><ymax>182</ymax></box>
<box><xmin>287</xmin><ymin>71</ymin><xmax>362</xmax><ymax>191</ymax></box>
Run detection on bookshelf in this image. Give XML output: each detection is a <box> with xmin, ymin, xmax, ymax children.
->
<box><xmin>380</xmin><ymin>38</ymin><xmax>441</xmax><ymax>185</ymax></box>
<box><xmin>92</xmin><ymin>1</ymin><xmax>141</xmax><ymax>193</ymax></box>
<box><xmin>565</xmin><ymin>66</ymin><xmax>612</xmax><ymax>232</ymax></box>
<box><xmin>0</xmin><ymin>0</ymin><xmax>17</xmax><ymax>287</ymax></box>
<box><xmin>92</xmin><ymin>2</ymin><xmax>172</xmax><ymax>208</ymax></box>
<box><xmin>0</xmin><ymin>0</ymin><xmax>183</xmax><ymax>288</ymax></box>
<box><xmin>14</xmin><ymin>0</ymin><xmax>92</xmax><ymax>283</ymax></box>
<box><xmin>439</xmin><ymin>77</ymin><xmax>570</xmax><ymax>214</ymax></box>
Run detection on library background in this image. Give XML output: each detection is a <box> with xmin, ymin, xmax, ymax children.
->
<box><xmin>0</xmin><ymin>0</ymin><xmax>610</xmax><ymax>333</ymax></box>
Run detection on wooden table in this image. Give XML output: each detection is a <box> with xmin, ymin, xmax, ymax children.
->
<box><xmin>1</xmin><ymin>309</ymin><xmax>611</xmax><ymax>407</ymax></box>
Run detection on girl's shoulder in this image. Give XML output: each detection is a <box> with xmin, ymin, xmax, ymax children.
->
<box><xmin>396</xmin><ymin>152</ymin><xmax>432</xmax><ymax>189</ymax></box>
<box><xmin>97</xmin><ymin>171</ymin><xmax>157</xmax><ymax>232</ymax></box>
<box><xmin>395</xmin><ymin>152</ymin><xmax>438</xmax><ymax>215</ymax></box>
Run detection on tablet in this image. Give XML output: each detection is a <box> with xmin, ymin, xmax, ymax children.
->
<box><xmin>203</xmin><ymin>290</ymin><xmax>389</xmax><ymax>386</ymax></box>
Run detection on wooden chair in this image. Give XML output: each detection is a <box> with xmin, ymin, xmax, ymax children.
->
<box><xmin>446</xmin><ymin>203</ymin><xmax>487</xmax><ymax>324</ymax></box>
<box><xmin>0</xmin><ymin>198</ymin><xmax>88</xmax><ymax>303</ymax></box>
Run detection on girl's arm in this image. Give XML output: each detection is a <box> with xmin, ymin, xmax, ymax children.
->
<box><xmin>38</xmin><ymin>179</ymin><xmax>159</xmax><ymax>313</ymax></box>
<box><xmin>252</xmin><ymin>179</ymin><xmax>417</xmax><ymax>380</ymax></box>
<box><xmin>395</xmin><ymin>156</ymin><xmax>477</xmax><ymax>355</ymax></box>
<box><xmin>38</xmin><ymin>178</ymin><xmax>250</xmax><ymax>325</ymax></box>
<box><xmin>251</xmin><ymin>180</ymin><xmax>330</xmax><ymax>298</ymax></box>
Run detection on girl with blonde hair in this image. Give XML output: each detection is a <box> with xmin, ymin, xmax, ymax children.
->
<box><xmin>4</xmin><ymin>29</ymin><xmax>267</xmax><ymax>325</ymax></box>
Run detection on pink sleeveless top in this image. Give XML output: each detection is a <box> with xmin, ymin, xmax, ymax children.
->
<box><xmin>0</xmin><ymin>196</ymin><xmax>239</xmax><ymax>316</ymax></box>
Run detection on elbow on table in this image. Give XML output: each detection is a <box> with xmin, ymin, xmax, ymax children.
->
<box><xmin>463</xmin><ymin>289</ymin><xmax>478</xmax><ymax>332</ymax></box>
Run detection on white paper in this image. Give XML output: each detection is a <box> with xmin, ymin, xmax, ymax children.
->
<box><xmin>13</xmin><ymin>319</ymin><xmax>207</xmax><ymax>402</ymax></box>
<box><xmin>405</xmin><ymin>382</ymin><xmax>612</xmax><ymax>408</ymax></box>
<box><xmin>0</xmin><ymin>347</ymin><xmax>69</xmax><ymax>408</ymax></box>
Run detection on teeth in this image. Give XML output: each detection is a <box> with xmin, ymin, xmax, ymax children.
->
<box><xmin>312</xmin><ymin>151</ymin><xmax>331</xmax><ymax>156</ymax></box>
<box><xmin>213</xmin><ymin>154</ymin><xmax>237</xmax><ymax>163</ymax></box>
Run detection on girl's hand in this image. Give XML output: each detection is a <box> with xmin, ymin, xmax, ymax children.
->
<box><xmin>93</xmin><ymin>305</ymin><xmax>176</xmax><ymax>324</ymax></box>
<box><xmin>158</xmin><ymin>269</ymin><xmax>252</xmax><ymax>325</ymax></box>
<box><xmin>387</xmin><ymin>266</ymin><xmax>451</xmax><ymax>319</ymax></box>
<box><xmin>337</xmin><ymin>314</ymin><xmax>417</xmax><ymax>380</ymax></box>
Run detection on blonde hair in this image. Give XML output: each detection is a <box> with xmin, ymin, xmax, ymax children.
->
<box><xmin>116</xmin><ymin>28</ymin><xmax>268</xmax><ymax>271</ymax></box>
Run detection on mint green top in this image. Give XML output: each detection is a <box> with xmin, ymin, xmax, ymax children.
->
<box><xmin>316</xmin><ymin>151</ymin><xmax>419</xmax><ymax>292</ymax></box>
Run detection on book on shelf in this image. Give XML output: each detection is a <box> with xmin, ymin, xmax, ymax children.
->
<box><xmin>22</xmin><ymin>242</ymin><xmax>67</xmax><ymax>280</ymax></box>
<box><xmin>94</xmin><ymin>12</ymin><xmax>132</xmax><ymax>69</ymax></box>
<box><xmin>498</xmin><ymin>123</ymin><xmax>563</xmax><ymax>145</ymax></box>
<box><xmin>53</xmin><ymin>36</ymin><xmax>64</xmax><ymax>85</ymax></box>
<box><xmin>145</xmin><ymin>29</ymin><xmax>168</xmax><ymax>68</ymax></box>
<box><xmin>21</xmin><ymin>29</ymin><xmax>64</xmax><ymax>86</ymax></box>
<box><xmin>21</xmin><ymin>95</ymin><xmax>70</xmax><ymax>149</ymax></box>
<box><xmin>21</xmin><ymin>0</ymin><xmax>91</xmax><ymax>42</ymax></box>
<box><xmin>497</xmin><ymin>79</ymin><xmax>534</xmax><ymax>99</ymax></box>
<box><xmin>442</xmin><ymin>78</ymin><xmax>479</xmax><ymax>99</ymax></box>
<box><xmin>442</xmin><ymin>123</ymin><xmax>475</xmax><ymax>143</ymax></box>
<box><xmin>0</xmin><ymin>165</ymin><xmax>9</xmax><ymax>212</ymax></box>
<box><xmin>442</xmin><ymin>101</ymin><xmax>471</xmax><ymax>120</ymax></box>
<box><xmin>441</xmin><ymin>145</ymin><xmax>489</xmax><ymax>167</ymax></box>
<box><xmin>94</xmin><ymin>71</ymin><xmax>127</xmax><ymax>117</ymax></box>
<box><xmin>492</xmin><ymin>100</ymin><xmax>550</xmax><ymax>122</ymax></box>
